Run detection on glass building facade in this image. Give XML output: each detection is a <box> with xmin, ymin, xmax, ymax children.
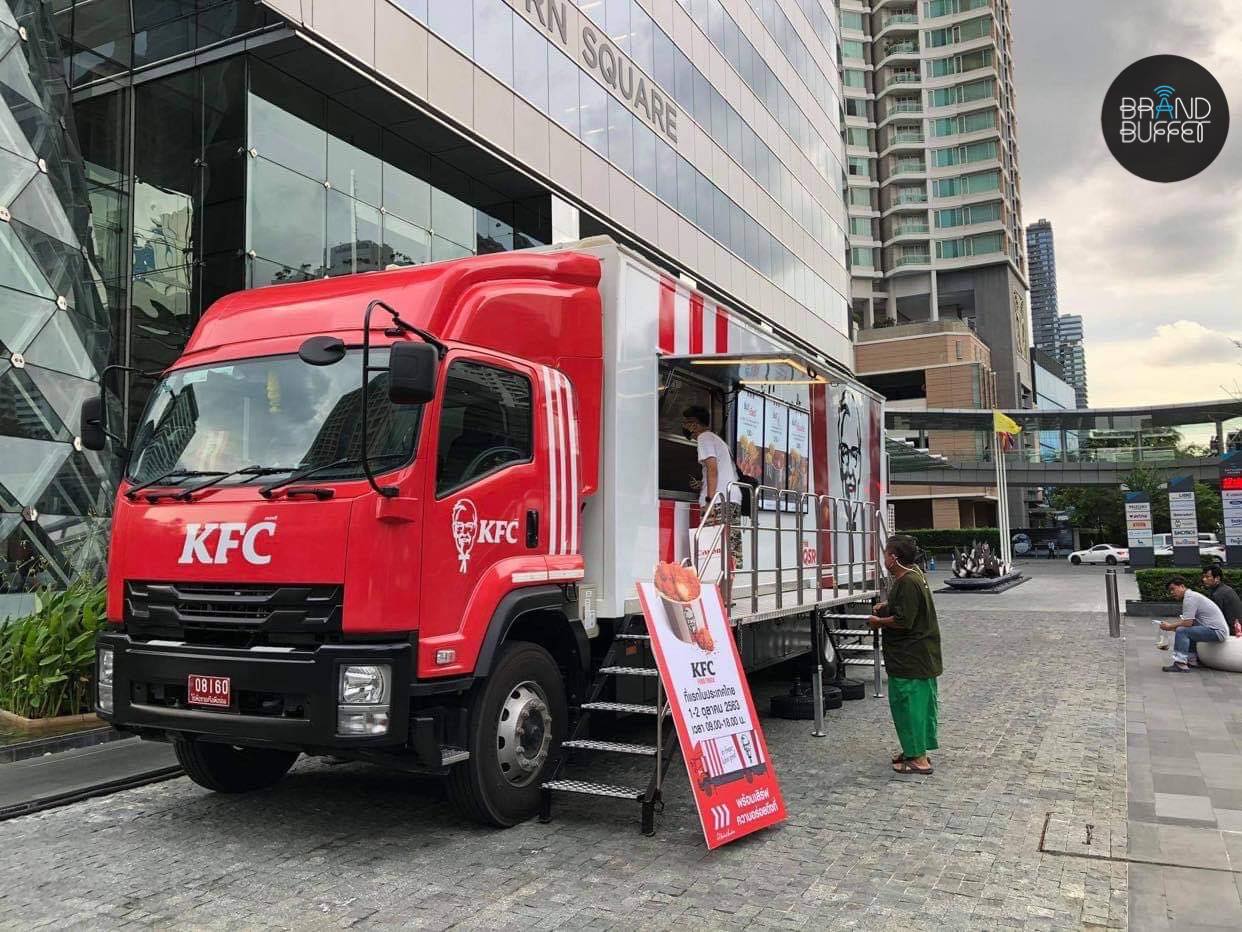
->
<box><xmin>0</xmin><ymin>0</ymin><xmax>851</xmax><ymax>588</ymax></box>
<box><xmin>2</xmin><ymin>0</ymin><xmax>112</xmax><ymax>597</ymax></box>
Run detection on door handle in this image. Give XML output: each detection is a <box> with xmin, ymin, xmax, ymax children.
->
<box><xmin>526</xmin><ymin>509</ymin><xmax>539</xmax><ymax>548</ymax></box>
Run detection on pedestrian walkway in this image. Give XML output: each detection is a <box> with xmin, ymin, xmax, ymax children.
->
<box><xmin>1125</xmin><ymin>616</ymin><xmax>1242</xmax><ymax>930</ymax></box>
<box><xmin>0</xmin><ymin>594</ymin><xmax>1128</xmax><ymax>928</ymax></box>
<box><xmin>0</xmin><ymin>737</ymin><xmax>179</xmax><ymax>820</ymax></box>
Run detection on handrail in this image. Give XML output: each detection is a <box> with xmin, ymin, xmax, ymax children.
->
<box><xmin>690</xmin><ymin>482</ymin><xmax>886</xmax><ymax>618</ymax></box>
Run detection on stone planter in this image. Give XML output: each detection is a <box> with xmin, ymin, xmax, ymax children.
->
<box><xmin>1125</xmin><ymin>600</ymin><xmax>1179</xmax><ymax>617</ymax></box>
<box><xmin>0</xmin><ymin>708</ymin><xmax>101</xmax><ymax>735</ymax></box>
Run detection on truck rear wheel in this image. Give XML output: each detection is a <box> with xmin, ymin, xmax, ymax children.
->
<box><xmin>447</xmin><ymin>641</ymin><xmax>566</xmax><ymax>827</ymax></box>
<box><xmin>174</xmin><ymin>739</ymin><xmax>298</xmax><ymax>793</ymax></box>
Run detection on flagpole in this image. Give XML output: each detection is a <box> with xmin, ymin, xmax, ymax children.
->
<box><xmin>994</xmin><ymin>429</ymin><xmax>1004</xmax><ymax>564</ymax></box>
<box><xmin>1000</xmin><ymin>439</ymin><xmax>1010</xmax><ymax>567</ymax></box>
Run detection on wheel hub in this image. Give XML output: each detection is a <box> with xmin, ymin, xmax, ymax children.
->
<box><xmin>496</xmin><ymin>680</ymin><xmax>552</xmax><ymax>786</ymax></box>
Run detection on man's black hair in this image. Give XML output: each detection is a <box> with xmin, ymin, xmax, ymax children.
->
<box><xmin>682</xmin><ymin>405</ymin><xmax>711</xmax><ymax>426</ymax></box>
<box><xmin>1204</xmin><ymin>565</ymin><xmax>1224</xmax><ymax>581</ymax></box>
<box><xmin>887</xmin><ymin>534</ymin><xmax>920</xmax><ymax>566</ymax></box>
<box><xmin>1167</xmin><ymin>575</ymin><xmax>1188</xmax><ymax>589</ymax></box>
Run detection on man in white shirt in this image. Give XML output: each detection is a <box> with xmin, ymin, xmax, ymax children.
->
<box><xmin>683</xmin><ymin>406</ymin><xmax>743</xmax><ymax>604</ymax></box>
<box><xmin>1160</xmin><ymin>576</ymin><xmax>1228</xmax><ymax>672</ymax></box>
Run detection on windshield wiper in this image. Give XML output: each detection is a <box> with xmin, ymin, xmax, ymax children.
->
<box><xmin>125</xmin><ymin>468</ymin><xmax>228</xmax><ymax>499</ymax></box>
<box><xmin>259</xmin><ymin>454</ymin><xmax>408</xmax><ymax>499</ymax></box>
<box><xmin>153</xmin><ymin>465</ymin><xmax>290</xmax><ymax>502</ymax></box>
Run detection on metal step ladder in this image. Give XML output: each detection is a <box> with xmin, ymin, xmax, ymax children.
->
<box><xmin>825</xmin><ymin>600</ymin><xmax>887</xmax><ymax>698</ymax></box>
<box><xmin>540</xmin><ymin>620</ymin><xmax>680</xmax><ymax>835</ymax></box>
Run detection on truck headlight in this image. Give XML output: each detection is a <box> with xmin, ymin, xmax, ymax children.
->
<box><xmin>339</xmin><ymin>665</ymin><xmax>390</xmax><ymax>705</ymax></box>
<box><xmin>336</xmin><ymin>664</ymin><xmax>391</xmax><ymax>736</ymax></box>
<box><xmin>98</xmin><ymin>647</ymin><xmax>114</xmax><ymax>714</ymax></box>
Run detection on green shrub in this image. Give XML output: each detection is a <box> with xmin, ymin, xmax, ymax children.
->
<box><xmin>1152</xmin><ymin>554</ymin><xmax>1220</xmax><ymax>568</ymax></box>
<box><xmin>0</xmin><ymin>579</ymin><xmax>107</xmax><ymax>719</ymax></box>
<box><xmin>902</xmin><ymin>528</ymin><xmax>1000</xmax><ymax>553</ymax></box>
<box><xmin>1135</xmin><ymin>568</ymin><xmax>1242</xmax><ymax>603</ymax></box>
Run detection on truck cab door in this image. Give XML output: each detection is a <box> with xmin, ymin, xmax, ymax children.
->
<box><xmin>418</xmin><ymin>353</ymin><xmax>546</xmax><ymax>676</ymax></box>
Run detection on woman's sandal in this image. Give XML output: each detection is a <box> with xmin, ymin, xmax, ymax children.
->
<box><xmin>892</xmin><ymin>751</ymin><xmax>905</xmax><ymax>764</ymax></box>
<box><xmin>892</xmin><ymin>760</ymin><xmax>933</xmax><ymax>775</ymax></box>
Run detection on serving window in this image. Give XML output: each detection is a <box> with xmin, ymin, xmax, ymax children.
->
<box><xmin>658</xmin><ymin>367</ymin><xmax>725</xmax><ymax>501</ymax></box>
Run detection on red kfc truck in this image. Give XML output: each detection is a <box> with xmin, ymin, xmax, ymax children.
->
<box><xmin>83</xmin><ymin>238</ymin><xmax>885</xmax><ymax>828</ymax></box>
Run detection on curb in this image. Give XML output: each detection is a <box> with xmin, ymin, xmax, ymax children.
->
<box><xmin>0</xmin><ymin>765</ymin><xmax>183</xmax><ymax>821</ymax></box>
<box><xmin>0</xmin><ymin>727</ymin><xmax>127</xmax><ymax>765</ymax></box>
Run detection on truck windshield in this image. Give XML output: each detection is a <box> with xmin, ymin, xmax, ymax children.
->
<box><xmin>126</xmin><ymin>349</ymin><xmax>422</xmax><ymax>486</ymax></box>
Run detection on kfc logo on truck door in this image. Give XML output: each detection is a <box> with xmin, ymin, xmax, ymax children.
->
<box><xmin>178</xmin><ymin>521</ymin><xmax>277</xmax><ymax>565</ymax></box>
<box><xmin>452</xmin><ymin>498</ymin><xmax>518</xmax><ymax>573</ymax></box>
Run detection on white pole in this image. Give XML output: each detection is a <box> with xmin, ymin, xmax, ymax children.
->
<box><xmin>994</xmin><ymin>430</ymin><xmax>1003</xmax><ymax>563</ymax></box>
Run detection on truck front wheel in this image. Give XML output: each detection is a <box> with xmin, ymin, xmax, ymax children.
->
<box><xmin>174</xmin><ymin>739</ymin><xmax>298</xmax><ymax>793</ymax></box>
<box><xmin>447</xmin><ymin>641</ymin><xmax>566</xmax><ymax>827</ymax></box>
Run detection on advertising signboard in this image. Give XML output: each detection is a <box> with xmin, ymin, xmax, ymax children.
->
<box><xmin>1222</xmin><ymin>451</ymin><xmax>1242</xmax><ymax>565</ymax></box>
<box><xmin>638</xmin><ymin>570</ymin><xmax>787</xmax><ymax>849</ymax></box>
<box><xmin>1168</xmin><ymin>474</ymin><xmax>1199</xmax><ymax>566</ymax></box>
<box><xmin>762</xmin><ymin>400</ymin><xmax>788</xmax><ymax>494</ymax></box>
<box><xmin>1125</xmin><ymin>491</ymin><xmax>1155</xmax><ymax>567</ymax></box>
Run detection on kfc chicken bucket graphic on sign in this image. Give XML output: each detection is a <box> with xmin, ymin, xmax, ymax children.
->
<box><xmin>638</xmin><ymin>564</ymin><xmax>786</xmax><ymax>848</ymax></box>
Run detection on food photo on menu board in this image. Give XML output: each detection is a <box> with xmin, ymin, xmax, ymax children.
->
<box><xmin>763</xmin><ymin>400</ymin><xmax>788</xmax><ymax>491</ymax></box>
<box><xmin>734</xmin><ymin>390</ymin><xmax>764</xmax><ymax>483</ymax></box>
<box><xmin>787</xmin><ymin>408</ymin><xmax>809</xmax><ymax>495</ymax></box>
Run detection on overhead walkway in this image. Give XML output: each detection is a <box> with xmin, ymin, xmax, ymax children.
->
<box><xmin>886</xmin><ymin>398</ymin><xmax>1242</xmax><ymax>487</ymax></box>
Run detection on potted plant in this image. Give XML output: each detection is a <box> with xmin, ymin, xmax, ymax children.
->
<box><xmin>0</xmin><ymin>578</ymin><xmax>108</xmax><ymax>733</ymax></box>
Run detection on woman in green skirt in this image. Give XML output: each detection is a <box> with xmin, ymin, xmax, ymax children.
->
<box><xmin>868</xmin><ymin>534</ymin><xmax>943</xmax><ymax>775</ymax></box>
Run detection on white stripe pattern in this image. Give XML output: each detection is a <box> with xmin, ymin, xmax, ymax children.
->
<box><xmin>541</xmin><ymin>366</ymin><xmax>558</xmax><ymax>556</ymax></box>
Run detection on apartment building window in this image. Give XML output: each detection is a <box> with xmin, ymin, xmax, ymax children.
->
<box><xmin>925</xmin><ymin>0</ymin><xmax>990</xmax><ymax>16</ymax></box>
<box><xmin>926</xmin><ymin>47</ymin><xmax>993</xmax><ymax>78</ymax></box>
<box><xmin>841</xmin><ymin>10</ymin><xmax>865</xmax><ymax>31</ymax></box>
<box><xmin>935</xmin><ymin>200</ymin><xmax>1002</xmax><ymax>227</ymax></box>
<box><xmin>844</xmin><ymin>69</ymin><xmax>868</xmax><ymax>88</ymax></box>
<box><xmin>845</xmin><ymin>97</ymin><xmax>870</xmax><ymax>119</ymax></box>
<box><xmin>847</xmin><ymin>127</ymin><xmax>871</xmax><ymax>147</ymax></box>
<box><xmin>931</xmin><ymin>139</ymin><xmax>998</xmax><ymax>167</ymax></box>
<box><xmin>929</xmin><ymin>78</ymin><xmax>995</xmax><ymax>107</ymax></box>
<box><xmin>848</xmin><ymin>186</ymin><xmax>874</xmax><ymax>208</ymax></box>
<box><xmin>924</xmin><ymin>15</ymin><xmax>993</xmax><ymax>48</ymax></box>
<box><xmin>849</xmin><ymin>217</ymin><xmax>872</xmax><ymax>237</ymax></box>
<box><xmin>931</xmin><ymin>108</ymin><xmax>997</xmax><ymax>136</ymax></box>
<box><xmin>936</xmin><ymin>231</ymin><xmax>1004</xmax><ymax>259</ymax></box>
<box><xmin>850</xmin><ymin>247</ymin><xmax>875</xmax><ymax>268</ymax></box>
<box><xmin>848</xmin><ymin>156</ymin><xmax>872</xmax><ymax>178</ymax></box>
<box><xmin>843</xmin><ymin>39</ymin><xmax>867</xmax><ymax>60</ymax></box>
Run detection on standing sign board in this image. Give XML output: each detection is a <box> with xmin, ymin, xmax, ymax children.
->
<box><xmin>1222</xmin><ymin>451</ymin><xmax>1242</xmax><ymax>566</ymax></box>
<box><xmin>1168</xmin><ymin>475</ymin><xmax>1199</xmax><ymax>567</ymax></box>
<box><xmin>1125</xmin><ymin>491</ymin><xmax>1155</xmax><ymax>567</ymax></box>
<box><xmin>638</xmin><ymin>569</ymin><xmax>787</xmax><ymax>849</ymax></box>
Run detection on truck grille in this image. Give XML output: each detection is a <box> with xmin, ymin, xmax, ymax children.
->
<box><xmin>124</xmin><ymin>581</ymin><xmax>343</xmax><ymax>648</ymax></box>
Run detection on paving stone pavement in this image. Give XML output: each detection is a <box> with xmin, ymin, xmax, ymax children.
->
<box><xmin>0</xmin><ymin>607</ymin><xmax>1127</xmax><ymax>930</ymax></box>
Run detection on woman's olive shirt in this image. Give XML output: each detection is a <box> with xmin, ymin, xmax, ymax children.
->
<box><xmin>881</xmin><ymin>570</ymin><xmax>943</xmax><ymax>679</ymax></box>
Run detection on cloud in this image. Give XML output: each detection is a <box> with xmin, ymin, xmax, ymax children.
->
<box><xmin>1013</xmin><ymin>1</ymin><xmax>1242</xmax><ymax>407</ymax></box>
<box><xmin>1142</xmin><ymin>320</ymin><xmax>1242</xmax><ymax>367</ymax></box>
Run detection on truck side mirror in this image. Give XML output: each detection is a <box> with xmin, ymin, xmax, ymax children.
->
<box><xmin>80</xmin><ymin>394</ymin><xmax>107</xmax><ymax>451</ymax></box>
<box><xmin>388</xmin><ymin>341</ymin><xmax>438</xmax><ymax>405</ymax></box>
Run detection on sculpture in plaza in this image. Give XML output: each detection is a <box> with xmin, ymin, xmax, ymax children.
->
<box><xmin>951</xmin><ymin>541</ymin><xmax>1011</xmax><ymax>579</ymax></box>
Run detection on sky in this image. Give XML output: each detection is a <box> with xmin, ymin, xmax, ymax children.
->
<box><xmin>1011</xmin><ymin>0</ymin><xmax>1242</xmax><ymax>416</ymax></box>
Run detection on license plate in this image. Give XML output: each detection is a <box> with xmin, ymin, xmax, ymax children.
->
<box><xmin>188</xmin><ymin>674</ymin><xmax>231</xmax><ymax>708</ymax></box>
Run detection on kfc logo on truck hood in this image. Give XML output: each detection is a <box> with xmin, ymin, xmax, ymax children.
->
<box><xmin>452</xmin><ymin>499</ymin><xmax>518</xmax><ymax>573</ymax></box>
<box><xmin>179</xmin><ymin>520</ymin><xmax>277</xmax><ymax>565</ymax></box>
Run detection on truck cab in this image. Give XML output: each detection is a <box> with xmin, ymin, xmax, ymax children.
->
<box><xmin>88</xmin><ymin>249</ymin><xmax>604</xmax><ymax>826</ymax></box>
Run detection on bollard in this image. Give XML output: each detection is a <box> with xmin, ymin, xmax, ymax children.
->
<box><xmin>1105</xmin><ymin>568</ymin><xmax>1121</xmax><ymax>638</ymax></box>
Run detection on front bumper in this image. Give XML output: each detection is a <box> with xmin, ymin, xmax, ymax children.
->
<box><xmin>97</xmin><ymin>632</ymin><xmax>412</xmax><ymax>752</ymax></box>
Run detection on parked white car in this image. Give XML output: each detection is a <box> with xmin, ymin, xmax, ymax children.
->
<box><xmin>1068</xmin><ymin>544</ymin><xmax>1130</xmax><ymax>565</ymax></box>
<box><xmin>1150</xmin><ymin>533</ymin><xmax>1224</xmax><ymax>563</ymax></box>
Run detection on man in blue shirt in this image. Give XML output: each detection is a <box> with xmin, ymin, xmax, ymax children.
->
<box><xmin>1160</xmin><ymin>576</ymin><xmax>1228</xmax><ymax>672</ymax></box>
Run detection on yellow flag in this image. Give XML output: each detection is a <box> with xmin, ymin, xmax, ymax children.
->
<box><xmin>993</xmin><ymin>410</ymin><xmax>1021</xmax><ymax>436</ymax></box>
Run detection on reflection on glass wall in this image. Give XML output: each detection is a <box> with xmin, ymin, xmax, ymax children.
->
<box><xmin>244</xmin><ymin>60</ymin><xmax>547</xmax><ymax>287</ymax></box>
<box><xmin>2</xmin><ymin>0</ymin><xmax>114</xmax><ymax>592</ymax></box>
